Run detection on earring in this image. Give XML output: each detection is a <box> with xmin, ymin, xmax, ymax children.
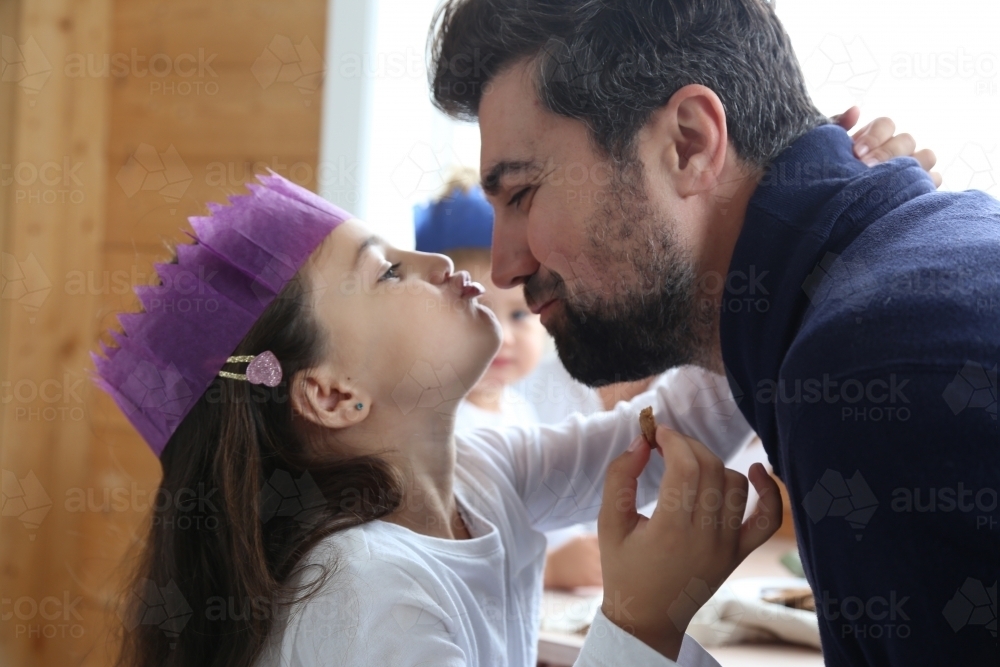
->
<box><xmin>355</xmin><ymin>403</ymin><xmax>364</xmax><ymax>411</ymax></box>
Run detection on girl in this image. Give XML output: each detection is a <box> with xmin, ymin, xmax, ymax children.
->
<box><xmin>96</xmin><ymin>173</ymin><xmax>779</xmax><ymax>667</ymax></box>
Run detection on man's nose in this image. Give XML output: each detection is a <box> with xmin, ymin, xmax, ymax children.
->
<box><xmin>490</xmin><ymin>212</ymin><xmax>538</xmax><ymax>289</ymax></box>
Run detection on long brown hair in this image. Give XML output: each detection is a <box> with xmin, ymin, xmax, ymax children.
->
<box><xmin>114</xmin><ymin>254</ymin><xmax>403</xmax><ymax>667</ymax></box>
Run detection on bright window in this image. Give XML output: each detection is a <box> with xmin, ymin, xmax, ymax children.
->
<box><xmin>323</xmin><ymin>0</ymin><xmax>1000</xmax><ymax>247</ymax></box>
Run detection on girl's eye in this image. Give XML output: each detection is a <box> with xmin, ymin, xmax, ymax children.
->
<box><xmin>511</xmin><ymin>309</ymin><xmax>531</xmax><ymax>321</ymax></box>
<box><xmin>378</xmin><ymin>262</ymin><xmax>402</xmax><ymax>282</ymax></box>
<box><xmin>508</xmin><ymin>187</ymin><xmax>531</xmax><ymax>208</ymax></box>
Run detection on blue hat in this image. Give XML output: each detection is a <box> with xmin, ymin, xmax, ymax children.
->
<box><xmin>414</xmin><ymin>185</ymin><xmax>494</xmax><ymax>253</ymax></box>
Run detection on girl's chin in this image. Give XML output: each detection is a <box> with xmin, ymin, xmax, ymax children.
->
<box><xmin>478</xmin><ymin>306</ymin><xmax>504</xmax><ymax>348</ymax></box>
<box><xmin>440</xmin><ymin>304</ymin><xmax>502</xmax><ymax>378</ymax></box>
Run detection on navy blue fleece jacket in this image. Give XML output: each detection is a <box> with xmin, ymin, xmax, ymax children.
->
<box><xmin>720</xmin><ymin>124</ymin><xmax>999</xmax><ymax>665</ymax></box>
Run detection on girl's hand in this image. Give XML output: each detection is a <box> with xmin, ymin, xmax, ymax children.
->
<box><xmin>597</xmin><ymin>426</ymin><xmax>782</xmax><ymax>661</ymax></box>
<box><xmin>832</xmin><ymin>106</ymin><xmax>942</xmax><ymax>187</ymax></box>
<box><xmin>544</xmin><ymin>534</ymin><xmax>603</xmax><ymax>590</ymax></box>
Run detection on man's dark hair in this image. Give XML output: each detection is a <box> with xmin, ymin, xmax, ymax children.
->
<box><xmin>430</xmin><ymin>0</ymin><xmax>828</xmax><ymax>167</ymax></box>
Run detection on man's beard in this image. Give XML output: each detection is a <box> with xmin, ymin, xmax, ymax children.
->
<box><xmin>526</xmin><ymin>168</ymin><xmax>717</xmax><ymax>388</ymax></box>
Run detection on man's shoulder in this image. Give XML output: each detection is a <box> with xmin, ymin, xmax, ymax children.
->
<box><xmin>791</xmin><ymin>189</ymin><xmax>1000</xmax><ymax>372</ymax></box>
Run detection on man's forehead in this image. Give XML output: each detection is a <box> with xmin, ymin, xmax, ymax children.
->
<box><xmin>478</xmin><ymin>62</ymin><xmax>550</xmax><ymax>172</ymax></box>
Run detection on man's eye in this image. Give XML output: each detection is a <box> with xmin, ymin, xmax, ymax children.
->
<box><xmin>508</xmin><ymin>187</ymin><xmax>531</xmax><ymax>207</ymax></box>
<box><xmin>378</xmin><ymin>262</ymin><xmax>402</xmax><ymax>282</ymax></box>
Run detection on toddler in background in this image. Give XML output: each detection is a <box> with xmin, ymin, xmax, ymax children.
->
<box><xmin>416</xmin><ymin>170</ymin><xmax>608</xmax><ymax>589</ymax></box>
<box><xmin>415</xmin><ymin>169</ymin><xmax>546</xmax><ymax>431</ymax></box>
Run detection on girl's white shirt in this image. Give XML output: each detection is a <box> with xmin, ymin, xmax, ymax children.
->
<box><xmin>256</xmin><ymin>367</ymin><xmax>755</xmax><ymax>667</ymax></box>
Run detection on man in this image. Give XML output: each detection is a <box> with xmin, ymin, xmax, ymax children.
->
<box><xmin>430</xmin><ymin>0</ymin><xmax>999</xmax><ymax>664</ymax></box>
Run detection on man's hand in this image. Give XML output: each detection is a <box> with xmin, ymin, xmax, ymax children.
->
<box><xmin>597</xmin><ymin>426</ymin><xmax>782</xmax><ymax>661</ymax></box>
<box><xmin>833</xmin><ymin>106</ymin><xmax>942</xmax><ymax>187</ymax></box>
<box><xmin>544</xmin><ymin>534</ymin><xmax>603</xmax><ymax>590</ymax></box>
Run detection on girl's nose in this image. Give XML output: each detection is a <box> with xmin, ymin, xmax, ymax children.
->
<box><xmin>426</xmin><ymin>252</ymin><xmax>454</xmax><ymax>285</ymax></box>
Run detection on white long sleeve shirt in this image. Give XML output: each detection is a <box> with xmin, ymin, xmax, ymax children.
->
<box><xmin>256</xmin><ymin>367</ymin><xmax>754</xmax><ymax>667</ymax></box>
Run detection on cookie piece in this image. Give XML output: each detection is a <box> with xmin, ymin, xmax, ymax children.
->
<box><xmin>639</xmin><ymin>406</ymin><xmax>657</xmax><ymax>449</ymax></box>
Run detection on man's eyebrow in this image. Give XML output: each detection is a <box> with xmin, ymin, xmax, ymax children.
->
<box><xmin>354</xmin><ymin>235</ymin><xmax>386</xmax><ymax>269</ymax></box>
<box><xmin>481</xmin><ymin>160</ymin><xmax>540</xmax><ymax>197</ymax></box>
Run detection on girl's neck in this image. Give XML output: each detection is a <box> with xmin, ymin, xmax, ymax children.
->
<box><xmin>465</xmin><ymin>381</ymin><xmax>505</xmax><ymax>413</ymax></box>
<box><xmin>356</xmin><ymin>411</ymin><xmax>471</xmax><ymax>540</ymax></box>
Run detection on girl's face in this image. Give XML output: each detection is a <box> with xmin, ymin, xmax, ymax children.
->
<box><xmin>458</xmin><ymin>254</ymin><xmax>547</xmax><ymax>389</ymax></box>
<box><xmin>302</xmin><ymin>220</ymin><xmax>502</xmax><ymax>419</ymax></box>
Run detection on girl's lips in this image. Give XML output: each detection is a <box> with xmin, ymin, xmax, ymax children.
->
<box><xmin>461</xmin><ymin>282</ymin><xmax>485</xmax><ymax>298</ymax></box>
<box><xmin>490</xmin><ymin>357</ymin><xmax>513</xmax><ymax>367</ymax></box>
<box><xmin>448</xmin><ymin>270</ymin><xmax>484</xmax><ymax>299</ymax></box>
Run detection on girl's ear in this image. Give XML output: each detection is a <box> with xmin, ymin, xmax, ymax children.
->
<box><xmin>290</xmin><ymin>367</ymin><xmax>371</xmax><ymax>429</ymax></box>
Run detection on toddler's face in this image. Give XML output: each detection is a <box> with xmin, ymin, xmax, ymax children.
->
<box><xmin>302</xmin><ymin>221</ymin><xmax>502</xmax><ymax>416</ymax></box>
<box><xmin>458</xmin><ymin>254</ymin><xmax>547</xmax><ymax>390</ymax></box>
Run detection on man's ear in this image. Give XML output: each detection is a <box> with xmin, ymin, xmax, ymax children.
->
<box><xmin>638</xmin><ymin>84</ymin><xmax>729</xmax><ymax>197</ymax></box>
<box><xmin>290</xmin><ymin>367</ymin><xmax>371</xmax><ymax>429</ymax></box>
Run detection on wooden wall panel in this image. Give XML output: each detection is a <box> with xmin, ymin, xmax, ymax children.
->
<box><xmin>93</xmin><ymin>1</ymin><xmax>330</xmax><ymax>666</ymax></box>
<box><xmin>2</xmin><ymin>1</ymin><xmax>329</xmax><ymax>665</ymax></box>
<box><xmin>103</xmin><ymin>152</ymin><xmax>319</xmax><ymax>248</ymax></box>
<box><xmin>0</xmin><ymin>1</ymin><xmax>114</xmax><ymax>666</ymax></box>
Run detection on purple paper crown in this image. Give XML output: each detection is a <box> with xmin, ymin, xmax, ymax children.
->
<box><xmin>91</xmin><ymin>172</ymin><xmax>351</xmax><ymax>457</ymax></box>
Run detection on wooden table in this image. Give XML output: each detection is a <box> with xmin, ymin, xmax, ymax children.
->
<box><xmin>537</xmin><ymin>536</ymin><xmax>825</xmax><ymax>666</ymax></box>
